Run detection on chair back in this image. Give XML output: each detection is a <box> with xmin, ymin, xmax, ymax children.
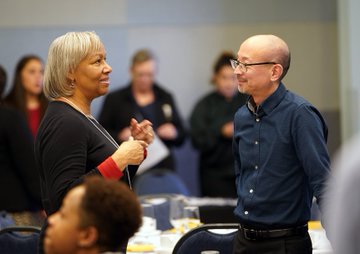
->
<box><xmin>0</xmin><ymin>226</ymin><xmax>41</xmax><ymax>254</ymax></box>
<box><xmin>134</xmin><ymin>169</ymin><xmax>190</xmax><ymax>196</ymax></box>
<box><xmin>0</xmin><ymin>211</ymin><xmax>15</xmax><ymax>229</ymax></box>
<box><xmin>199</xmin><ymin>205</ymin><xmax>237</xmax><ymax>224</ymax></box>
<box><xmin>172</xmin><ymin>223</ymin><xmax>239</xmax><ymax>254</ymax></box>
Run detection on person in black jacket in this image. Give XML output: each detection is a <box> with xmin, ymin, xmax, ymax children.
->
<box><xmin>0</xmin><ymin>64</ymin><xmax>43</xmax><ymax>225</ymax></box>
<box><xmin>99</xmin><ymin>49</ymin><xmax>186</xmax><ymax>171</ymax></box>
<box><xmin>190</xmin><ymin>52</ymin><xmax>247</xmax><ymax>197</ymax></box>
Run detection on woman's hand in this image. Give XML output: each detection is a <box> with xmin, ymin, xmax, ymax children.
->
<box><xmin>130</xmin><ymin>118</ymin><xmax>154</xmax><ymax>144</ymax></box>
<box><xmin>111</xmin><ymin>138</ymin><xmax>148</xmax><ymax>169</ymax></box>
<box><xmin>221</xmin><ymin>121</ymin><xmax>234</xmax><ymax>138</ymax></box>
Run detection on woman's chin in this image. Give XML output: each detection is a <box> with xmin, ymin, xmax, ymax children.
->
<box><xmin>98</xmin><ymin>87</ymin><xmax>110</xmax><ymax>96</ymax></box>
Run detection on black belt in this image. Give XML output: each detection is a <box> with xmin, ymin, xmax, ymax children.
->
<box><xmin>238</xmin><ymin>224</ymin><xmax>308</xmax><ymax>241</ymax></box>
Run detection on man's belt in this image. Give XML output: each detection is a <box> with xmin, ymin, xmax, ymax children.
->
<box><xmin>238</xmin><ymin>223</ymin><xmax>308</xmax><ymax>241</ymax></box>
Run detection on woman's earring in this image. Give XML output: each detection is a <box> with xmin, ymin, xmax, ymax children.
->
<box><xmin>70</xmin><ymin>80</ymin><xmax>75</xmax><ymax>89</ymax></box>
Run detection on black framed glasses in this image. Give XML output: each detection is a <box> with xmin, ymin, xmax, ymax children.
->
<box><xmin>230</xmin><ymin>59</ymin><xmax>277</xmax><ymax>73</ymax></box>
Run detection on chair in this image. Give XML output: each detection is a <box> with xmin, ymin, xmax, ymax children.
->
<box><xmin>0</xmin><ymin>226</ymin><xmax>41</xmax><ymax>254</ymax></box>
<box><xmin>172</xmin><ymin>223</ymin><xmax>239</xmax><ymax>254</ymax></box>
<box><xmin>134</xmin><ymin>169</ymin><xmax>190</xmax><ymax>196</ymax></box>
<box><xmin>199</xmin><ymin>205</ymin><xmax>237</xmax><ymax>224</ymax></box>
<box><xmin>0</xmin><ymin>210</ymin><xmax>15</xmax><ymax>229</ymax></box>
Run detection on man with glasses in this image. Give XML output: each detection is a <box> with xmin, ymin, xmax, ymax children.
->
<box><xmin>231</xmin><ymin>34</ymin><xmax>330</xmax><ymax>253</ymax></box>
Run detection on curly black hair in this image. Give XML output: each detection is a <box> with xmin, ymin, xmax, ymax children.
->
<box><xmin>80</xmin><ymin>176</ymin><xmax>142</xmax><ymax>252</ymax></box>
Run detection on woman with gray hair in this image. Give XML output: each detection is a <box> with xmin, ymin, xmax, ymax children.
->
<box><xmin>35</xmin><ymin>31</ymin><xmax>154</xmax><ymax>252</ymax></box>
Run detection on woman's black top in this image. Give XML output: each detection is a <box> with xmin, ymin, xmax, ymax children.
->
<box><xmin>35</xmin><ymin>101</ymin><xmax>136</xmax><ymax>215</ymax></box>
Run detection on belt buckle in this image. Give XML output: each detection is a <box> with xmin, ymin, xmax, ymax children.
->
<box><xmin>243</xmin><ymin>228</ymin><xmax>259</xmax><ymax>241</ymax></box>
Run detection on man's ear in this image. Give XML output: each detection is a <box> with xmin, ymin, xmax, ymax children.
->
<box><xmin>270</xmin><ymin>64</ymin><xmax>283</xmax><ymax>82</ymax></box>
<box><xmin>78</xmin><ymin>226</ymin><xmax>98</xmax><ymax>248</ymax></box>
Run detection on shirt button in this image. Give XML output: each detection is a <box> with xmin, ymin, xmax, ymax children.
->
<box><xmin>255</xmin><ymin>141</ymin><xmax>259</xmax><ymax>145</ymax></box>
<box><xmin>256</xmin><ymin>118</ymin><xmax>260</xmax><ymax>122</ymax></box>
<box><xmin>254</xmin><ymin>165</ymin><xmax>258</xmax><ymax>170</ymax></box>
<box><xmin>249</xmin><ymin>189</ymin><xmax>254</xmax><ymax>193</ymax></box>
<box><xmin>244</xmin><ymin>211</ymin><xmax>249</xmax><ymax>215</ymax></box>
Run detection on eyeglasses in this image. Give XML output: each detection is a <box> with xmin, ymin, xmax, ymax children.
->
<box><xmin>230</xmin><ymin>59</ymin><xmax>277</xmax><ymax>73</ymax></box>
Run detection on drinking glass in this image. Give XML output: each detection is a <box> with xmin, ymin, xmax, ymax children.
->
<box><xmin>183</xmin><ymin>206</ymin><xmax>200</xmax><ymax>232</ymax></box>
<box><xmin>141</xmin><ymin>203</ymin><xmax>156</xmax><ymax>231</ymax></box>
<box><xmin>169</xmin><ymin>196</ymin><xmax>186</xmax><ymax>233</ymax></box>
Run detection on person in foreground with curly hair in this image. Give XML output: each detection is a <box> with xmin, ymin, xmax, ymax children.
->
<box><xmin>44</xmin><ymin>176</ymin><xmax>142</xmax><ymax>254</ymax></box>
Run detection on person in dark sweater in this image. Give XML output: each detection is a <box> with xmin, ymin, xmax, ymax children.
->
<box><xmin>99</xmin><ymin>49</ymin><xmax>186</xmax><ymax>171</ymax></box>
<box><xmin>190</xmin><ymin>52</ymin><xmax>247</xmax><ymax>197</ymax></box>
<box><xmin>0</xmin><ymin>64</ymin><xmax>43</xmax><ymax>225</ymax></box>
<box><xmin>35</xmin><ymin>31</ymin><xmax>154</xmax><ymax>253</ymax></box>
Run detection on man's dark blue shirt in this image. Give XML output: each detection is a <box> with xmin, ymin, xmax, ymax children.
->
<box><xmin>233</xmin><ymin>83</ymin><xmax>330</xmax><ymax>228</ymax></box>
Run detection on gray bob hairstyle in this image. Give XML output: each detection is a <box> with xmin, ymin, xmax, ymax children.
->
<box><xmin>43</xmin><ymin>31</ymin><xmax>103</xmax><ymax>99</ymax></box>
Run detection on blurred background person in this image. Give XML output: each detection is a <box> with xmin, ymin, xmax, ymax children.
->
<box><xmin>44</xmin><ymin>176</ymin><xmax>142</xmax><ymax>254</ymax></box>
<box><xmin>326</xmin><ymin>134</ymin><xmax>360</xmax><ymax>254</ymax></box>
<box><xmin>0</xmin><ymin>64</ymin><xmax>6</xmax><ymax>101</ymax></box>
<box><xmin>190</xmin><ymin>52</ymin><xmax>247</xmax><ymax>197</ymax></box>
<box><xmin>4</xmin><ymin>55</ymin><xmax>48</xmax><ymax>139</ymax></box>
<box><xmin>0</xmin><ymin>64</ymin><xmax>43</xmax><ymax>226</ymax></box>
<box><xmin>99</xmin><ymin>49</ymin><xmax>186</xmax><ymax>172</ymax></box>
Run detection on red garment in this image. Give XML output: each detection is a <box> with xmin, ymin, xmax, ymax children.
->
<box><xmin>98</xmin><ymin>157</ymin><xmax>123</xmax><ymax>179</ymax></box>
<box><xmin>27</xmin><ymin>107</ymin><xmax>41</xmax><ymax>138</ymax></box>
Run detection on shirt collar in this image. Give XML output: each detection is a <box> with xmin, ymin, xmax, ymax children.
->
<box><xmin>247</xmin><ymin>83</ymin><xmax>287</xmax><ymax>116</ymax></box>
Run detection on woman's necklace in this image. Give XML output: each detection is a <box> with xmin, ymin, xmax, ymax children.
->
<box><xmin>58</xmin><ymin>97</ymin><xmax>132</xmax><ymax>188</ymax></box>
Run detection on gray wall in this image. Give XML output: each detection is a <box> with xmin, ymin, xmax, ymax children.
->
<box><xmin>338</xmin><ymin>0</ymin><xmax>360</xmax><ymax>141</ymax></box>
<box><xmin>0</xmin><ymin>0</ymin><xmax>339</xmax><ymax>195</ymax></box>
